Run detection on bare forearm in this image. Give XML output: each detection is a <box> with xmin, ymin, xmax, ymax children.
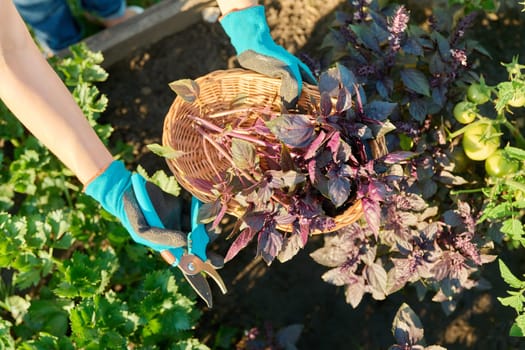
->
<box><xmin>0</xmin><ymin>0</ymin><xmax>113</xmax><ymax>185</ymax></box>
<box><xmin>216</xmin><ymin>0</ymin><xmax>258</xmax><ymax>15</ymax></box>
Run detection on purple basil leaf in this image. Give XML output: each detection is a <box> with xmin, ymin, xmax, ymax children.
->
<box><xmin>345</xmin><ymin>276</ymin><xmax>366</xmax><ymax>308</ymax></box>
<box><xmin>419</xmin><ymin>179</ymin><xmax>438</xmax><ymax>200</ymax></box>
<box><xmin>436</xmin><ymin>170</ymin><xmax>468</xmax><ymax>186</ymax></box>
<box><xmin>408</xmin><ymin>98</ymin><xmax>428</xmax><ymax>122</ymax></box>
<box><xmin>335</xmin><ymin>86</ymin><xmax>353</xmax><ymax>113</ymax></box>
<box><xmin>266</xmin><ymin>114</ymin><xmax>315</xmax><ymax>148</ymax></box>
<box><xmin>307</xmin><ymin>159</ymin><xmax>317</xmax><ymax>184</ymax></box>
<box><xmin>327</xmin><ymin>131</ymin><xmax>341</xmax><ymax>156</ymax></box>
<box><xmin>298</xmin><ymin>220</ymin><xmax>311</xmax><ymax>246</ymax></box>
<box><xmin>315</xmin><ymin>174</ymin><xmax>330</xmax><ymax>198</ymax></box>
<box><xmin>304</xmin><ymin>130</ymin><xmax>327</xmax><ymax>160</ymax></box>
<box><xmin>400</xmin><ymin>68</ymin><xmax>430</xmax><ymax>97</ymax></box>
<box><xmin>322</xmin><ymin>267</ymin><xmax>357</xmax><ymax>286</ymax></box>
<box><xmin>364</xmin><ymin>100</ymin><xmax>398</xmax><ymax>121</ymax></box>
<box><xmin>320</xmin><ymin>91</ymin><xmax>333</xmax><ymax>116</ymax></box>
<box><xmin>432</xmin><ymin>31</ymin><xmax>451</xmax><ymax>58</ymax></box>
<box><xmin>231</xmin><ymin>138</ymin><xmax>257</xmax><ymax>170</ymax></box>
<box><xmin>328</xmin><ymin>176</ymin><xmax>351</xmax><ymax>208</ymax></box>
<box><xmin>363</xmin><ymin>197</ymin><xmax>381</xmax><ymax>238</ymax></box>
<box><xmin>366</xmin><ymin>179</ymin><xmax>387</xmax><ymax>203</ymax></box>
<box><xmin>310</xmin><ymin>246</ymin><xmax>348</xmax><ymax>267</ymax></box>
<box><xmin>279</xmin><ymin>144</ymin><xmax>295</xmax><ymax>172</ymax></box>
<box><xmin>319</xmin><ymin>70</ymin><xmax>339</xmax><ymax>97</ymax></box>
<box><xmin>319</xmin><ymin>63</ymin><xmax>357</xmax><ymax>97</ymax></box>
<box><xmin>277</xmin><ymin>233</ymin><xmax>302</xmax><ymax>263</ymax></box>
<box><xmin>257</xmin><ymin>184</ymin><xmax>273</xmax><ymax>204</ymax></box>
<box><xmin>168</xmin><ymin>78</ymin><xmax>200</xmax><ymax>102</ymax></box>
<box><xmin>317</xmin><ymin>148</ymin><xmax>334</xmax><ymax>168</ymax></box>
<box><xmin>383</xmin><ymin>151</ymin><xmax>418</xmax><ymax>164</ymax></box>
<box><xmin>339</xmin><ymin>164</ymin><xmax>354</xmax><ymax>177</ymax></box>
<box><xmin>242</xmin><ymin>212</ymin><xmax>267</xmax><ymax>232</ymax></box>
<box><xmin>257</xmin><ymin>228</ymin><xmax>283</xmax><ymax>265</ymax></box>
<box><xmin>432</xmin><ymin>85</ymin><xmax>447</xmax><ymax>108</ymax></box>
<box><xmin>402</xmin><ymin>36</ymin><xmax>424</xmax><ymax>56</ymax></box>
<box><xmin>198</xmin><ymin>200</ymin><xmax>221</xmax><ymax>224</ymax></box>
<box><xmin>336</xmin><ymin>62</ymin><xmax>357</xmax><ymax>90</ymax></box>
<box><xmin>376</xmin><ymin>80</ymin><xmax>390</xmax><ymax>99</ymax></box>
<box><xmin>349</xmin><ymin>23</ymin><xmax>381</xmax><ymax>53</ymax></box>
<box><xmin>391</xmin><ymin>303</ymin><xmax>425</xmax><ymax>346</ymax></box>
<box><xmin>280</xmin><ymin>170</ymin><xmax>307</xmax><ymax>189</ymax></box>
<box><xmin>365</xmin><ymin>262</ymin><xmax>388</xmax><ymax>300</ymax></box>
<box><xmin>225</xmin><ymin>227</ymin><xmax>257</xmax><ymax>263</ymax></box>
<box><xmin>275</xmin><ymin>212</ymin><xmax>296</xmax><ymax>225</ymax></box>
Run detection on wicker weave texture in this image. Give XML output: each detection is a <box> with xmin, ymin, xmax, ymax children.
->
<box><xmin>162</xmin><ymin>68</ymin><xmax>363</xmax><ymax>233</ymax></box>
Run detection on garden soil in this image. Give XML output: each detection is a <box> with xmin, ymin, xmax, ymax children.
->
<box><xmin>98</xmin><ymin>1</ymin><xmax>525</xmax><ymax>349</ymax></box>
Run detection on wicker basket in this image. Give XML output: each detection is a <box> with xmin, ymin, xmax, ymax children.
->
<box><xmin>162</xmin><ymin>69</ymin><xmax>367</xmax><ymax>234</ymax></box>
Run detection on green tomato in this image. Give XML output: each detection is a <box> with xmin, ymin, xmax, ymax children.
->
<box><xmin>453</xmin><ymin>101</ymin><xmax>477</xmax><ymax>124</ymax></box>
<box><xmin>462</xmin><ymin>123</ymin><xmax>500</xmax><ymax>161</ymax></box>
<box><xmin>399</xmin><ymin>134</ymin><xmax>414</xmax><ymax>151</ymax></box>
<box><xmin>467</xmin><ymin>83</ymin><xmax>491</xmax><ymax>105</ymax></box>
<box><xmin>484</xmin><ymin>149</ymin><xmax>520</xmax><ymax>177</ymax></box>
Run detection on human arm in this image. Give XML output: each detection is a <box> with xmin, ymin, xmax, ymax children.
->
<box><xmin>0</xmin><ymin>0</ymin><xmax>188</xmax><ymax>251</ymax></box>
<box><xmin>215</xmin><ymin>0</ymin><xmax>256</xmax><ymax>16</ymax></box>
<box><xmin>0</xmin><ymin>0</ymin><xmax>112</xmax><ymax>185</ymax></box>
<box><xmin>215</xmin><ymin>0</ymin><xmax>317</xmax><ymax>108</ymax></box>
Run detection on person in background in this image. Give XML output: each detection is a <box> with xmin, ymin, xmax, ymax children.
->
<box><xmin>13</xmin><ymin>0</ymin><xmax>144</xmax><ymax>54</ymax></box>
<box><xmin>0</xmin><ymin>0</ymin><xmax>316</xmax><ymax>262</ymax></box>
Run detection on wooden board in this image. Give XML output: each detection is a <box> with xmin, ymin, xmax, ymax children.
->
<box><xmin>58</xmin><ymin>0</ymin><xmax>215</xmax><ymax>67</ymax></box>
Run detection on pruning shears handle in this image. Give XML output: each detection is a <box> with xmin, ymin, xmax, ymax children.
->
<box><xmin>188</xmin><ymin>197</ymin><xmax>209</xmax><ymax>261</ymax></box>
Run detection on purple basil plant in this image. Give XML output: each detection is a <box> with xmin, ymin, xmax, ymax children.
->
<box><xmin>162</xmin><ymin>0</ymin><xmax>496</xmax><ymax>314</ymax></box>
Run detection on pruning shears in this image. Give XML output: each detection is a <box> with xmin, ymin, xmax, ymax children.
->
<box><xmin>159</xmin><ymin>198</ymin><xmax>227</xmax><ymax>308</ymax></box>
<box><xmin>133</xmin><ymin>178</ymin><xmax>227</xmax><ymax>307</ymax></box>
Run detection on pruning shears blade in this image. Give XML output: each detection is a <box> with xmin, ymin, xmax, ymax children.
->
<box><xmin>183</xmin><ymin>273</ymin><xmax>213</xmax><ymax>308</ymax></box>
<box><xmin>201</xmin><ymin>265</ymin><xmax>228</xmax><ymax>295</ymax></box>
<box><xmin>179</xmin><ymin>255</ymin><xmax>228</xmax><ymax>294</ymax></box>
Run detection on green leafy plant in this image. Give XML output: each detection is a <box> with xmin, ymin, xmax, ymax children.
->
<box><xmin>0</xmin><ymin>43</ymin><xmax>206</xmax><ymax>349</ymax></box>
<box><xmin>497</xmin><ymin>259</ymin><xmax>525</xmax><ymax>336</ymax></box>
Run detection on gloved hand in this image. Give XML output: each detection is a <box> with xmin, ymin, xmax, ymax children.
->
<box><xmin>84</xmin><ymin>160</ymin><xmax>189</xmax><ymax>252</ymax></box>
<box><xmin>220</xmin><ymin>5</ymin><xmax>317</xmax><ymax>108</ymax></box>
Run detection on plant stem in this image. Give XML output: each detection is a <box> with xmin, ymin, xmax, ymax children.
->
<box><xmin>447</xmin><ymin>119</ymin><xmax>492</xmax><ymax>140</ymax></box>
<box><xmin>507</xmin><ymin>179</ymin><xmax>525</xmax><ymax>193</ymax></box>
<box><xmin>449</xmin><ymin>188</ymin><xmax>484</xmax><ymax>195</ymax></box>
<box><xmin>188</xmin><ymin>114</ymin><xmax>224</xmax><ymax>133</ymax></box>
<box><xmin>196</xmin><ymin>127</ymin><xmax>258</xmax><ymax>184</ymax></box>
<box><xmin>224</xmin><ymin>131</ymin><xmax>273</xmax><ymax>148</ymax></box>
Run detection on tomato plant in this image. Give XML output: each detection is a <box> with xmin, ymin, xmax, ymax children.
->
<box><xmin>508</xmin><ymin>96</ymin><xmax>525</xmax><ymax>108</ymax></box>
<box><xmin>461</xmin><ymin>122</ymin><xmax>501</xmax><ymax>161</ymax></box>
<box><xmin>467</xmin><ymin>82</ymin><xmax>491</xmax><ymax>104</ymax></box>
<box><xmin>453</xmin><ymin>101</ymin><xmax>478</xmax><ymax>124</ymax></box>
<box><xmin>485</xmin><ymin>149</ymin><xmax>520</xmax><ymax>177</ymax></box>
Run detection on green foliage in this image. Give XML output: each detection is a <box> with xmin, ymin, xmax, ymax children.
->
<box><xmin>497</xmin><ymin>259</ymin><xmax>525</xmax><ymax>336</ymax></box>
<box><xmin>0</xmin><ymin>43</ymin><xmax>204</xmax><ymax>349</ymax></box>
<box><xmin>448</xmin><ymin>0</ymin><xmax>498</xmax><ymax>12</ymax></box>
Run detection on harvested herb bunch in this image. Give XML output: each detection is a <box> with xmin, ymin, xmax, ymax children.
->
<box><xmin>162</xmin><ymin>65</ymin><xmax>407</xmax><ymax>266</ymax></box>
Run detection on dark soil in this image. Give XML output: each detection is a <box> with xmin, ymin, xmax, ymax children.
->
<box><xmin>98</xmin><ymin>1</ymin><xmax>525</xmax><ymax>349</ymax></box>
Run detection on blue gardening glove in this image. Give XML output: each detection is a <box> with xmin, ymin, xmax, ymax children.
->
<box><xmin>220</xmin><ymin>5</ymin><xmax>317</xmax><ymax>108</ymax></box>
<box><xmin>85</xmin><ymin>160</ymin><xmax>188</xmax><ymax>251</ymax></box>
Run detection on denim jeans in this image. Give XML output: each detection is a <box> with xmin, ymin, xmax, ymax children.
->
<box><xmin>14</xmin><ymin>0</ymin><xmax>125</xmax><ymax>52</ymax></box>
